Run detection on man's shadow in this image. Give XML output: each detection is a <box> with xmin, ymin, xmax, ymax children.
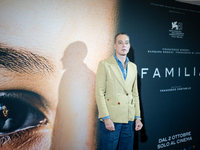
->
<box><xmin>51</xmin><ymin>41</ymin><xmax>97</xmax><ymax>149</ymax></box>
<box><xmin>128</xmin><ymin>47</ymin><xmax>148</xmax><ymax>150</ymax></box>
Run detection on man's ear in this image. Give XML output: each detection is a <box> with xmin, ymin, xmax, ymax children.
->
<box><xmin>114</xmin><ymin>43</ymin><xmax>116</xmax><ymax>50</ymax></box>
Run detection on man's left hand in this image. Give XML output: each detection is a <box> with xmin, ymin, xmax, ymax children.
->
<box><xmin>135</xmin><ymin>119</ymin><xmax>143</xmax><ymax>131</ymax></box>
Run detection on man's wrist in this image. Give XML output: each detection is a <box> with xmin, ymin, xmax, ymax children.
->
<box><xmin>135</xmin><ymin>117</ymin><xmax>141</xmax><ymax>120</ymax></box>
<box><xmin>101</xmin><ymin>115</ymin><xmax>110</xmax><ymax>121</ymax></box>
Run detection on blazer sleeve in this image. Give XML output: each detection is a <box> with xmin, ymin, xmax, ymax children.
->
<box><xmin>95</xmin><ymin>60</ymin><xmax>109</xmax><ymax>118</ymax></box>
<box><xmin>132</xmin><ymin>64</ymin><xmax>141</xmax><ymax>117</ymax></box>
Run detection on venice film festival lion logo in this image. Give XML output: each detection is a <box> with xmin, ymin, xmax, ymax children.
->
<box><xmin>169</xmin><ymin>21</ymin><xmax>184</xmax><ymax>38</ymax></box>
<box><xmin>171</xmin><ymin>21</ymin><xmax>183</xmax><ymax>30</ymax></box>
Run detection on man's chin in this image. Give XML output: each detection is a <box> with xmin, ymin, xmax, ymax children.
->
<box><xmin>119</xmin><ymin>53</ymin><xmax>127</xmax><ymax>56</ymax></box>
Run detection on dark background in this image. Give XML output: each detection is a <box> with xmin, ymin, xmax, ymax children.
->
<box><xmin>119</xmin><ymin>0</ymin><xmax>200</xmax><ymax>150</ymax></box>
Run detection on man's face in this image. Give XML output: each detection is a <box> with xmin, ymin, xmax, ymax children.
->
<box><xmin>0</xmin><ymin>0</ymin><xmax>118</xmax><ymax>149</ymax></box>
<box><xmin>114</xmin><ymin>34</ymin><xmax>130</xmax><ymax>57</ymax></box>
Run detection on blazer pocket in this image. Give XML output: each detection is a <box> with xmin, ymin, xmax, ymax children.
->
<box><xmin>105</xmin><ymin>97</ymin><xmax>116</xmax><ymax>119</ymax></box>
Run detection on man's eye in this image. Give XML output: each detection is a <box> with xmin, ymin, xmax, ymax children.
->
<box><xmin>0</xmin><ymin>90</ymin><xmax>47</xmax><ymax>134</ymax></box>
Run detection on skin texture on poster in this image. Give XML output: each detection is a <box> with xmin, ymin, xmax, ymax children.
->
<box><xmin>0</xmin><ymin>0</ymin><xmax>119</xmax><ymax>149</ymax></box>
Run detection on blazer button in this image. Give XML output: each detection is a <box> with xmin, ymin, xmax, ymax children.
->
<box><xmin>118</xmin><ymin>102</ymin><xmax>120</xmax><ymax>105</ymax></box>
<box><xmin>107</xmin><ymin>99</ymin><xmax>109</xmax><ymax>101</ymax></box>
<box><xmin>126</xmin><ymin>93</ymin><xmax>129</xmax><ymax>96</ymax></box>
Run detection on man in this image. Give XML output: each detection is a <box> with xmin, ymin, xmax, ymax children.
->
<box><xmin>96</xmin><ymin>33</ymin><xmax>143</xmax><ymax>150</ymax></box>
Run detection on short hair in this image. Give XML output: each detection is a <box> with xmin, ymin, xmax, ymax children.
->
<box><xmin>114</xmin><ymin>33</ymin><xmax>130</xmax><ymax>43</ymax></box>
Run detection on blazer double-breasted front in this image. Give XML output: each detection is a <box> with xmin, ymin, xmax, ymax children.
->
<box><xmin>95</xmin><ymin>56</ymin><xmax>141</xmax><ymax>123</ymax></box>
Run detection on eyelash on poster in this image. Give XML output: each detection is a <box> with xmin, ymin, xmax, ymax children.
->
<box><xmin>0</xmin><ymin>118</ymin><xmax>48</xmax><ymax>145</ymax></box>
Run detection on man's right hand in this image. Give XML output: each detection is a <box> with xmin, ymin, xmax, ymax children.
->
<box><xmin>104</xmin><ymin>118</ymin><xmax>115</xmax><ymax>131</ymax></box>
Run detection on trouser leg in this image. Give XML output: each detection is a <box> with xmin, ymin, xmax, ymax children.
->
<box><xmin>118</xmin><ymin>121</ymin><xmax>134</xmax><ymax>150</ymax></box>
<box><xmin>99</xmin><ymin>121</ymin><xmax>122</xmax><ymax>150</ymax></box>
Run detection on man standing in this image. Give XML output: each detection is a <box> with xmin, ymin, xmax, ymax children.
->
<box><xmin>96</xmin><ymin>33</ymin><xmax>143</xmax><ymax>150</ymax></box>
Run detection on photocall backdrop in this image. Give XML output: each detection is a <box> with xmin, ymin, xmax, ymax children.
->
<box><xmin>0</xmin><ymin>0</ymin><xmax>199</xmax><ymax>150</ymax></box>
<box><xmin>118</xmin><ymin>0</ymin><xmax>200</xmax><ymax>150</ymax></box>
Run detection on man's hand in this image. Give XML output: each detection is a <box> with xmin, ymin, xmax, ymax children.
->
<box><xmin>135</xmin><ymin>119</ymin><xmax>143</xmax><ymax>131</ymax></box>
<box><xmin>104</xmin><ymin>118</ymin><xmax>115</xmax><ymax>131</ymax></box>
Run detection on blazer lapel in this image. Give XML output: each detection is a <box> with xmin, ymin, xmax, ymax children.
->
<box><xmin>125</xmin><ymin>62</ymin><xmax>135</xmax><ymax>87</ymax></box>
<box><xmin>125</xmin><ymin>63</ymin><xmax>137</xmax><ymax>92</ymax></box>
<box><xmin>108</xmin><ymin>56</ymin><xmax>127</xmax><ymax>93</ymax></box>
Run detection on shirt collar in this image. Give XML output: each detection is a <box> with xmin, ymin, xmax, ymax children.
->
<box><xmin>114</xmin><ymin>53</ymin><xmax>129</xmax><ymax>65</ymax></box>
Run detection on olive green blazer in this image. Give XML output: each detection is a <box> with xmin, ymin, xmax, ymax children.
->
<box><xmin>95</xmin><ymin>56</ymin><xmax>141</xmax><ymax>123</ymax></box>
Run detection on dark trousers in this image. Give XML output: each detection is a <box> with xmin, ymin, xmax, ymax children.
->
<box><xmin>99</xmin><ymin>121</ymin><xmax>134</xmax><ymax>150</ymax></box>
